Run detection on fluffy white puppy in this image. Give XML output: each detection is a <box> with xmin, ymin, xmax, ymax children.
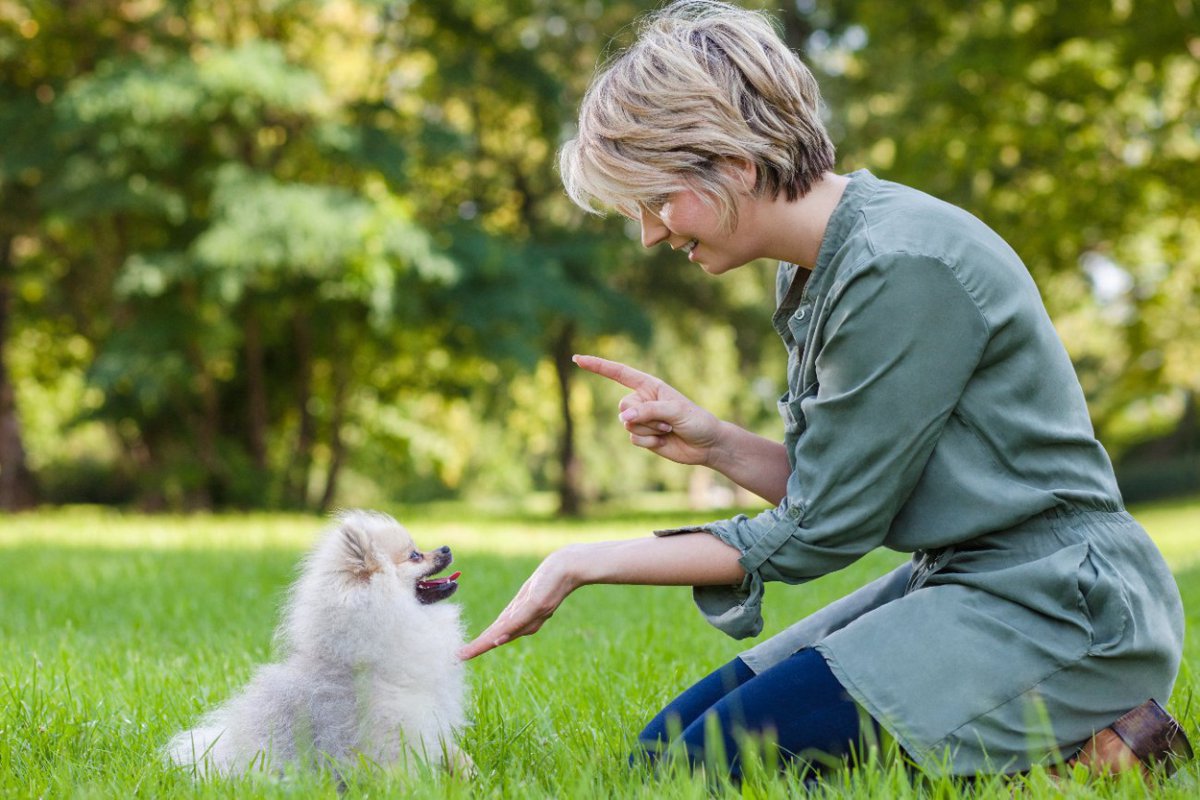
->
<box><xmin>167</xmin><ymin>510</ymin><xmax>469</xmax><ymax>777</ymax></box>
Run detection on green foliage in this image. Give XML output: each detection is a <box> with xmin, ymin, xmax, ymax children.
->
<box><xmin>1</xmin><ymin>502</ymin><xmax>1199</xmax><ymax>796</ymax></box>
<box><xmin>3</xmin><ymin>1</ymin><xmax>483</xmax><ymax>510</ymax></box>
<box><xmin>2</xmin><ymin>0</ymin><xmax>1197</xmax><ymax>511</ymax></box>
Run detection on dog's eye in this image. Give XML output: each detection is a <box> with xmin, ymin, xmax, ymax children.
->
<box><xmin>408</xmin><ymin>551</ymin><xmax>421</xmax><ymax>562</ymax></box>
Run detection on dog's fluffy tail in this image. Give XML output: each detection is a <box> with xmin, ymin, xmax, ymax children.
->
<box><xmin>166</xmin><ymin>724</ymin><xmax>231</xmax><ymax>776</ymax></box>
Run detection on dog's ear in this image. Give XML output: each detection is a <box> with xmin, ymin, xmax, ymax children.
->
<box><xmin>339</xmin><ymin>523</ymin><xmax>381</xmax><ymax>583</ymax></box>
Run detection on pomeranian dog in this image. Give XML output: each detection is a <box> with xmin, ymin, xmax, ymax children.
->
<box><xmin>166</xmin><ymin>510</ymin><xmax>470</xmax><ymax>777</ymax></box>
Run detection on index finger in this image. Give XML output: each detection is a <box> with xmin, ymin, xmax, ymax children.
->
<box><xmin>457</xmin><ymin>603</ymin><xmax>526</xmax><ymax>660</ymax></box>
<box><xmin>457</xmin><ymin>630</ymin><xmax>511</xmax><ymax>661</ymax></box>
<box><xmin>573</xmin><ymin>354</ymin><xmax>659</xmax><ymax>392</ymax></box>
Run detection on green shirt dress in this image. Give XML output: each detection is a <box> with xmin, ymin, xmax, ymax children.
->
<box><xmin>656</xmin><ymin>170</ymin><xmax>1185</xmax><ymax>774</ymax></box>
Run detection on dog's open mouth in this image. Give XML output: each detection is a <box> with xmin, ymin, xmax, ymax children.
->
<box><xmin>416</xmin><ymin>569</ymin><xmax>461</xmax><ymax>604</ymax></box>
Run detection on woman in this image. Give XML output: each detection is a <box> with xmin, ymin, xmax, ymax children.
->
<box><xmin>459</xmin><ymin>0</ymin><xmax>1190</xmax><ymax>781</ymax></box>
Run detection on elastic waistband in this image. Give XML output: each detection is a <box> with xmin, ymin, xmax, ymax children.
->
<box><xmin>909</xmin><ymin>506</ymin><xmax>1141</xmax><ymax>592</ymax></box>
<box><xmin>1032</xmin><ymin>504</ymin><xmax>1129</xmax><ymax>529</ymax></box>
<box><xmin>1038</xmin><ymin>502</ymin><xmax>1124</xmax><ymax>519</ymax></box>
<box><xmin>951</xmin><ymin>505</ymin><xmax>1138</xmax><ymax>557</ymax></box>
<box><xmin>912</xmin><ymin>505</ymin><xmax>1132</xmax><ymax>563</ymax></box>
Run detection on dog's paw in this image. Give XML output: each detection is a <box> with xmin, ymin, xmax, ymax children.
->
<box><xmin>446</xmin><ymin>746</ymin><xmax>476</xmax><ymax>779</ymax></box>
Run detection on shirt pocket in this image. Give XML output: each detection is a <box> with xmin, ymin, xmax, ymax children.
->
<box><xmin>1077</xmin><ymin>543</ymin><xmax>1130</xmax><ymax>656</ymax></box>
<box><xmin>778</xmin><ymin>384</ymin><xmax>819</xmax><ymax>455</ymax></box>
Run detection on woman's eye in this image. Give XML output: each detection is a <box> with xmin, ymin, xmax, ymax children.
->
<box><xmin>634</xmin><ymin>196</ymin><xmax>667</xmax><ymax>218</ymax></box>
<box><xmin>409</xmin><ymin>551</ymin><xmax>421</xmax><ymax>561</ymax></box>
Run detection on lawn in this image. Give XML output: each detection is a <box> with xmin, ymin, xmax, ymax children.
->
<box><xmin>2</xmin><ymin>499</ymin><xmax>1198</xmax><ymax>798</ymax></box>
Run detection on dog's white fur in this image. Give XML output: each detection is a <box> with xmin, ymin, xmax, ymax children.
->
<box><xmin>166</xmin><ymin>510</ymin><xmax>468</xmax><ymax>777</ymax></box>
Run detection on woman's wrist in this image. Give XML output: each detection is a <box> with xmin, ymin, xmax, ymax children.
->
<box><xmin>547</xmin><ymin>544</ymin><xmax>593</xmax><ymax>590</ymax></box>
<box><xmin>701</xmin><ymin>422</ymin><xmax>791</xmax><ymax>505</ymax></box>
<box><xmin>703</xmin><ymin>420</ymin><xmax>741</xmax><ymax>475</ymax></box>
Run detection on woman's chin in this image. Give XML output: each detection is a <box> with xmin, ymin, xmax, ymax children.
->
<box><xmin>697</xmin><ymin>258</ymin><xmax>741</xmax><ymax>276</ymax></box>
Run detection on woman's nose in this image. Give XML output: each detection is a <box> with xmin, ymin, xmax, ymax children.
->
<box><xmin>639</xmin><ymin>206</ymin><xmax>669</xmax><ymax>249</ymax></box>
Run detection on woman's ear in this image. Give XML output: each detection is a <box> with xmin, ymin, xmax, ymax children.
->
<box><xmin>725</xmin><ymin>158</ymin><xmax>758</xmax><ymax>193</ymax></box>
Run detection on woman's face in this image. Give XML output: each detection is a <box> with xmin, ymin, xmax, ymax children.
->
<box><xmin>635</xmin><ymin>182</ymin><xmax>758</xmax><ymax>275</ymax></box>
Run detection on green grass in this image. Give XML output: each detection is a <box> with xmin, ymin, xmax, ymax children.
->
<box><xmin>2</xmin><ymin>499</ymin><xmax>1199</xmax><ymax>798</ymax></box>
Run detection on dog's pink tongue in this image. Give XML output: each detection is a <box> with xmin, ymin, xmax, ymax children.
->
<box><xmin>419</xmin><ymin>571</ymin><xmax>462</xmax><ymax>587</ymax></box>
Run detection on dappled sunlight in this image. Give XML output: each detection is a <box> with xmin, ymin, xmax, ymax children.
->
<box><xmin>0</xmin><ymin>508</ymin><xmax>670</xmax><ymax>556</ymax></box>
<box><xmin>4</xmin><ymin>502</ymin><xmax>1199</xmax><ymax>568</ymax></box>
<box><xmin>0</xmin><ymin>510</ymin><xmax>325</xmax><ymax>552</ymax></box>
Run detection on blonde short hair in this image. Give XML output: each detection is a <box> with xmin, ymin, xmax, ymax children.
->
<box><xmin>560</xmin><ymin>0</ymin><xmax>835</xmax><ymax>230</ymax></box>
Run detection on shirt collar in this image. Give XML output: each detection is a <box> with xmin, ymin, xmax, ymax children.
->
<box><xmin>806</xmin><ymin>169</ymin><xmax>879</xmax><ymax>299</ymax></box>
<box><xmin>774</xmin><ymin>169</ymin><xmax>880</xmax><ymax>321</ymax></box>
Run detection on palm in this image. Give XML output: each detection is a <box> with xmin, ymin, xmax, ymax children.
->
<box><xmin>459</xmin><ymin>554</ymin><xmax>573</xmax><ymax>660</ymax></box>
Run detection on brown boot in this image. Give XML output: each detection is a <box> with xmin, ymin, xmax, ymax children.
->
<box><xmin>1071</xmin><ymin>699</ymin><xmax>1193</xmax><ymax>779</ymax></box>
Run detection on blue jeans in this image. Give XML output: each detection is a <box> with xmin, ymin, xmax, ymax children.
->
<box><xmin>634</xmin><ymin>648</ymin><xmax>879</xmax><ymax>781</ymax></box>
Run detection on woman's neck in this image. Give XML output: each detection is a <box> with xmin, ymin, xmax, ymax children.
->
<box><xmin>749</xmin><ymin>172</ymin><xmax>850</xmax><ymax>270</ymax></box>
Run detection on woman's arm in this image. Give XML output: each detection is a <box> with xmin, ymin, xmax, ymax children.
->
<box><xmin>706</xmin><ymin>420</ymin><xmax>790</xmax><ymax>505</ymax></box>
<box><xmin>573</xmin><ymin>354</ymin><xmax>791</xmax><ymax>503</ymax></box>
<box><xmin>458</xmin><ymin>533</ymin><xmax>744</xmax><ymax>660</ymax></box>
<box><xmin>574</xmin><ymin>532</ymin><xmax>746</xmax><ymax>585</ymax></box>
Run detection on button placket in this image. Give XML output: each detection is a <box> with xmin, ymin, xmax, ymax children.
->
<box><xmin>787</xmin><ymin>306</ymin><xmax>812</xmax><ymax>395</ymax></box>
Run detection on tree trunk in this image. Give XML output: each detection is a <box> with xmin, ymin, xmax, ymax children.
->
<box><xmin>243</xmin><ymin>309</ymin><xmax>268</xmax><ymax>472</ymax></box>
<box><xmin>184</xmin><ymin>339</ymin><xmax>221</xmax><ymax>510</ymax></box>
<box><xmin>318</xmin><ymin>353</ymin><xmax>349</xmax><ymax>514</ymax></box>
<box><xmin>286</xmin><ymin>310</ymin><xmax>314</xmax><ymax>509</ymax></box>
<box><xmin>0</xmin><ymin>233</ymin><xmax>39</xmax><ymax>510</ymax></box>
<box><xmin>552</xmin><ymin>323</ymin><xmax>584</xmax><ymax>517</ymax></box>
<box><xmin>113</xmin><ymin>418</ymin><xmax>161</xmax><ymax>510</ymax></box>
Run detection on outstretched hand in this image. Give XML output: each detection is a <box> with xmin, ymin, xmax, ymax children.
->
<box><xmin>573</xmin><ymin>354</ymin><xmax>724</xmax><ymax>467</ymax></box>
<box><xmin>458</xmin><ymin>552</ymin><xmax>578</xmax><ymax>660</ymax></box>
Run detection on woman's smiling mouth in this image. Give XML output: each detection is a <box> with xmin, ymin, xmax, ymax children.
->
<box><xmin>681</xmin><ymin>239</ymin><xmax>699</xmax><ymax>255</ymax></box>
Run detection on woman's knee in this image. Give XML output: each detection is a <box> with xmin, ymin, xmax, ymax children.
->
<box><xmin>631</xmin><ymin>657</ymin><xmax>755</xmax><ymax>766</ymax></box>
<box><xmin>635</xmin><ymin>657</ymin><xmax>754</xmax><ymax>744</ymax></box>
<box><xmin>631</xmin><ymin>648</ymin><xmax>883</xmax><ymax>780</ymax></box>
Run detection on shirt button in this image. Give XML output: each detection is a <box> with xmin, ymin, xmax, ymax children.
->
<box><xmin>795</xmin><ymin>307</ymin><xmax>807</xmax><ymax>321</ymax></box>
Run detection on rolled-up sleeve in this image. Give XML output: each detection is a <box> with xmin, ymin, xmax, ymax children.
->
<box><xmin>688</xmin><ymin>252</ymin><xmax>990</xmax><ymax>638</ymax></box>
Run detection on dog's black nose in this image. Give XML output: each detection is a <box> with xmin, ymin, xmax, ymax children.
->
<box><xmin>436</xmin><ymin>546</ymin><xmax>450</xmax><ymax>555</ymax></box>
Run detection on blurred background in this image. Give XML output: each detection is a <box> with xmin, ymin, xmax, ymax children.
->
<box><xmin>0</xmin><ymin>0</ymin><xmax>1196</xmax><ymax>516</ymax></box>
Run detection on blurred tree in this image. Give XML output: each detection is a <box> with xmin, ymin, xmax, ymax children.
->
<box><xmin>0</xmin><ymin>0</ymin><xmax>96</xmax><ymax>510</ymax></box>
<box><xmin>383</xmin><ymin>0</ymin><xmax>792</xmax><ymax>514</ymax></box>
<box><xmin>4</xmin><ymin>0</ymin><xmax>1196</xmax><ymax>512</ymax></box>
<box><xmin>6</xmin><ymin>0</ymin><xmax>459</xmax><ymax>509</ymax></box>
<box><xmin>0</xmin><ymin>235</ymin><xmax>39</xmax><ymax>510</ymax></box>
<box><xmin>382</xmin><ymin>0</ymin><xmax>661</xmax><ymax>515</ymax></box>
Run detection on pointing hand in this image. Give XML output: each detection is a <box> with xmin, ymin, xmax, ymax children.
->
<box><xmin>573</xmin><ymin>354</ymin><xmax>725</xmax><ymax>468</ymax></box>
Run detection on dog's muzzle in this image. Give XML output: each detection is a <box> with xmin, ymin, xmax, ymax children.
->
<box><xmin>416</xmin><ymin>546</ymin><xmax>459</xmax><ymax>604</ymax></box>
